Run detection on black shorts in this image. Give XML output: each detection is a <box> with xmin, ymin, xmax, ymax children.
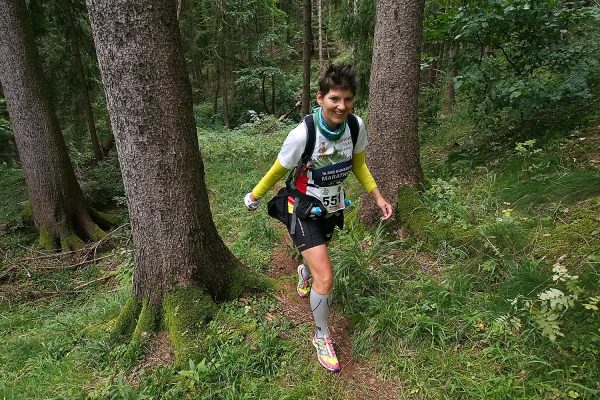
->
<box><xmin>287</xmin><ymin>211</ymin><xmax>344</xmax><ymax>252</ymax></box>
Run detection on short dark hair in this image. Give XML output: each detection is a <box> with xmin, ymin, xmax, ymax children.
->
<box><xmin>318</xmin><ymin>64</ymin><xmax>357</xmax><ymax>96</ymax></box>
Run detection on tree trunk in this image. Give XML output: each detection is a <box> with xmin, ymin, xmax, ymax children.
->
<box><xmin>59</xmin><ymin>0</ymin><xmax>103</xmax><ymax>161</ymax></box>
<box><xmin>222</xmin><ymin>62</ymin><xmax>230</xmax><ymax>127</ymax></box>
<box><xmin>442</xmin><ymin>44</ymin><xmax>458</xmax><ymax>113</ymax></box>
<box><xmin>86</xmin><ymin>0</ymin><xmax>257</xmax><ymax>308</ymax></box>
<box><xmin>177</xmin><ymin>0</ymin><xmax>183</xmax><ymax>21</ymax></box>
<box><xmin>0</xmin><ymin>0</ymin><xmax>107</xmax><ymax>250</ymax></box>
<box><xmin>213</xmin><ymin>71</ymin><xmax>220</xmax><ymax>124</ymax></box>
<box><xmin>261</xmin><ymin>75</ymin><xmax>268</xmax><ymax>112</ymax></box>
<box><xmin>360</xmin><ymin>0</ymin><xmax>425</xmax><ymax>224</ymax></box>
<box><xmin>318</xmin><ymin>0</ymin><xmax>323</xmax><ymax>73</ymax></box>
<box><xmin>271</xmin><ymin>75</ymin><xmax>276</xmax><ymax>115</ymax></box>
<box><xmin>301</xmin><ymin>0</ymin><xmax>312</xmax><ymax>116</ymax></box>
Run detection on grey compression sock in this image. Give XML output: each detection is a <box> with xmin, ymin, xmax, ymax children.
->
<box><xmin>310</xmin><ymin>289</ymin><xmax>332</xmax><ymax>338</ymax></box>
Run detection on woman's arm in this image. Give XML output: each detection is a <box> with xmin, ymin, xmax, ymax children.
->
<box><xmin>352</xmin><ymin>151</ymin><xmax>393</xmax><ymax>220</ymax></box>
<box><xmin>249</xmin><ymin>158</ymin><xmax>289</xmax><ymax>201</ymax></box>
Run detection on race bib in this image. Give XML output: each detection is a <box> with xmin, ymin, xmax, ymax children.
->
<box><xmin>307</xmin><ymin>184</ymin><xmax>345</xmax><ymax>213</ymax></box>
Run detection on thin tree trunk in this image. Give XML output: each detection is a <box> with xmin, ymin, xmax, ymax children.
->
<box><xmin>222</xmin><ymin>62</ymin><xmax>230</xmax><ymax>127</ymax></box>
<box><xmin>443</xmin><ymin>44</ymin><xmax>458</xmax><ymax>113</ymax></box>
<box><xmin>86</xmin><ymin>0</ymin><xmax>249</xmax><ymax>305</ymax></box>
<box><xmin>0</xmin><ymin>0</ymin><xmax>107</xmax><ymax>250</ymax></box>
<box><xmin>301</xmin><ymin>0</ymin><xmax>312</xmax><ymax>116</ymax></box>
<box><xmin>177</xmin><ymin>0</ymin><xmax>183</xmax><ymax>21</ymax></box>
<box><xmin>213</xmin><ymin>72</ymin><xmax>220</xmax><ymax>123</ymax></box>
<box><xmin>59</xmin><ymin>0</ymin><xmax>103</xmax><ymax>161</ymax></box>
<box><xmin>318</xmin><ymin>0</ymin><xmax>323</xmax><ymax>73</ymax></box>
<box><xmin>270</xmin><ymin>14</ymin><xmax>276</xmax><ymax>115</ymax></box>
<box><xmin>360</xmin><ymin>0</ymin><xmax>425</xmax><ymax>224</ymax></box>
<box><xmin>261</xmin><ymin>75</ymin><xmax>268</xmax><ymax>112</ymax></box>
<box><xmin>271</xmin><ymin>75</ymin><xmax>276</xmax><ymax>115</ymax></box>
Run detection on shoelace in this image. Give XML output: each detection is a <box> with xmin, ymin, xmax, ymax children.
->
<box><xmin>317</xmin><ymin>336</ymin><xmax>336</xmax><ymax>358</ymax></box>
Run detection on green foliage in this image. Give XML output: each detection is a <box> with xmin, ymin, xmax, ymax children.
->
<box><xmin>453</xmin><ymin>0</ymin><xmax>600</xmax><ymax>135</ymax></box>
<box><xmin>336</xmin><ymin>0</ymin><xmax>375</xmax><ymax>105</ymax></box>
<box><xmin>78</xmin><ymin>152</ymin><xmax>125</xmax><ymax>209</ymax></box>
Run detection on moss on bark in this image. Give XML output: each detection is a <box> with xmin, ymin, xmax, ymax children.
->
<box><xmin>88</xmin><ymin>223</ymin><xmax>107</xmax><ymax>241</ymax></box>
<box><xmin>396</xmin><ymin>186</ymin><xmax>449</xmax><ymax>243</ymax></box>
<box><xmin>60</xmin><ymin>233</ymin><xmax>85</xmax><ymax>252</ymax></box>
<box><xmin>109</xmin><ymin>272</ymin><xmax>270</xmax><ymax>365</ymax></box>
<box><xmin>132</xmin><ymin>298</ymin><xmax>158</xmax><ymax>343</ymax></box>
<box><xmin>223</xmin><ymin>266</ymin><xmax>274</xmax><ymax>300</ymax></box>
<box><xmin>89</xmin><ymin>208</ymin><xmax>121</xmax><ymax>228</ymax></box>
<box><xmin>163</xmin><ymin>286</ymin><xmax>217</xmax><ymax>366</ymax></box>
<box><xmin>109</xmin><ymin>296</ymin><xmax>141</xmax><ymax>340</ymax></box>
<box><xmin>38</xmin><ymin>227</ymin><xmax>56</xmax><ymax>250</ymax></box>
<box><xmin>20</xmin><ymin>201</ymin><xmax>33</xmax><ymax>225</ymax></box>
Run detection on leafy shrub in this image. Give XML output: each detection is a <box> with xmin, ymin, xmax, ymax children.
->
<box><xmin>453</xmin><ymin>0</ymin><xmax>600</xmax><ymax>136</ymax></box>
<box><xmin>236</xmin><ymin>111</ymin><xmax>282</xmax><ymax>136</ymax></box>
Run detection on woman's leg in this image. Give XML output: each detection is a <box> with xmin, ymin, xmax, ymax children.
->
<box><xmin>301</xmin><ymin>244</ymin><xmax>334</xmax><ymax>337</ymax></box>
<box><xmin>301</xmin><ymin>243</ymin><xmax>340</xmax><ymax>371</ymax></box>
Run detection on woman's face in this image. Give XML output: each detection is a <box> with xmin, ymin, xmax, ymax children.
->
<box><xmin>316</xmin><ymin>88</ymin><xmax>354</xmax><ymax>128</ymax></box>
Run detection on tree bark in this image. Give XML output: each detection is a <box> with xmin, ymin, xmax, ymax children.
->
<box><xmin>360</xmin><ymin>0</ymin><xmax>425</xmax><ymax>224</ymax></box>
<box><xmin>0</xmin><ymin>0</ymin><xmax>106</xmax><ymax>250</ymax></box>
<box><xmin>86</xmin><ymin>0</ymin><xmax>252</xmax><ymax>305</ymax></box>
<box><xmin>301</xmin><ymin>0</ymin><xmax>312</xmax><ymax>116</ymax></box>
<box><xmin>59</xmin><ymin>0</ymin><xmax>103</xmax><ymax>161</ymax></box>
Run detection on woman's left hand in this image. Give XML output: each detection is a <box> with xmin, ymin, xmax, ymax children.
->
<box><xmin>376</xmin><ymin>198</ymin><xmax>393</xmax><ymax>220</ymax></box>
<box><xmin>369</xmin><ymin>188</ymin><xmax>393</xmax><ymax>220</ymax></box>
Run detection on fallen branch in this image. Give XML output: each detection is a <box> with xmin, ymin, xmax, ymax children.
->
<box><xmin>73</xmin><ymin>274</ymin><xmax>113</xmax><ymax>290</ymax></box>
<box><xmin>278</xmin><ymin>100</ymin><xmax>301</xmax><ymax>122</ymax></box>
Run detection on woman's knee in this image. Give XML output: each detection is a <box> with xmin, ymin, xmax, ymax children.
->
<box><xmin>313</xmin><ymin>270</ymin><xmax>334</xmax><ymax>292</ymax></box>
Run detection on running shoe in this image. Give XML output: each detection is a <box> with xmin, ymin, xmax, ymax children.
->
<box><xmin>296</xmin><ymin>264</ymin><xmax>311</xmax><ymax>298</ymax></box>
<box><xmin>312</xmin><ymin>334</ymin><xmax>341</xmax><ymax>372</ymax></box>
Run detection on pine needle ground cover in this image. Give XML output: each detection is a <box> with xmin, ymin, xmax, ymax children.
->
<box><xmin>1</xmin><ymin>114</ymin><xmax>599</xmax><ymax>399</ymax></box>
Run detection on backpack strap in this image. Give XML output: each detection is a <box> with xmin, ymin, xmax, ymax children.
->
<box><xmin>286</xmin><ymin>114</ymin><xmax>316</xmax><ymax>188</ymax></box>
<box><xmin>347</xmin><ymin>113</ymin><xmax>359</xmax><ymax>150</ymax></box>
<box><xmin>285</xmin><ymin>114</ymin><xmax>317</xmax><ymax>234</ymax></box>
<box><xmin>302</xmin><ymin>114</ymin><xmax>317</xmax><ymax>164</ymax></box>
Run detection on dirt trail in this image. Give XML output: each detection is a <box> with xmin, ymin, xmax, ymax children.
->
<box><xmin>269</xmin><ymin>238</ymin><xmax>403</xmax><ymax>400</ymax></box>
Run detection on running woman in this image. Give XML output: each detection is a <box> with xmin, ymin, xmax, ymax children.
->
<box><xmin>244</xmin><ymin>64</ymin><xmax>392</xmax><ymax>372</ymax></box>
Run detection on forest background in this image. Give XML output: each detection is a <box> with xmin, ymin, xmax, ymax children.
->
<box><xmin>1</xmin><ymin>0</ymin><xmax>600</xmax><ymax>399</ymax></box>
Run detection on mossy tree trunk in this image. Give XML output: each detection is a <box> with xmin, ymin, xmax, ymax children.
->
<box><xmin>360</xmin><ymin>0</ymin><xmax>425</xmax><ymax>224</ymax></box>
<box><xmin>86</xmin><ymin>0</ymin><xmax>264</xmax><ymax>358</ymax></box>
<box><xmin>0</xmin><ymin>0</ymin><xmax>107</xmax><ymax>250</ymax></box>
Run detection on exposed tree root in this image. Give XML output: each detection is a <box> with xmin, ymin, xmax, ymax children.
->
<box><xmin>163</xmin><ymin>287</ymin><xmax>217</xmax><ymax>365</ymax></box>
<box><xmin>110</xmin><ymin>287</ymin><xmax>218</xmax><ymax>366</ymax></box>
<box><xmin>109</xmin><ymin>270</ymin><xmax>273</xmax><ymax>366</ymax></box>
<box><xmin>218</xmin><ymin>265</ymin><xmax>274</xmax><ymax>301</ymax></box>
<box><xmin>35</xmin><ymin>207</ymin><xmax>119</xmax><ymax>251</ymax></box>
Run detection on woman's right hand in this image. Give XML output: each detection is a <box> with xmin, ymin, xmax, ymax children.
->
<box><xmin>244</xmin><ymin>192</ymin><xmax>262</xmax><ymax>211</ymax></box>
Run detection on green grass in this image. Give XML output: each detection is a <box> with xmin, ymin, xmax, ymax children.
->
<box><xmin>1</xmin><ymin>112</ymin><xmax>599</xmax><ymax>399</ymax></box>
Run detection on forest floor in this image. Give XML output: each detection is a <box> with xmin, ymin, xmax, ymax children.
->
<box><xmin>1</xmin><ymin>111</ymin><xmax>600</xmax><ymax>399</ymax></box>
<box><xmin>268</xmin><ymin>232</ymin><xmax>403</xmax><ymax>400</ymax></box>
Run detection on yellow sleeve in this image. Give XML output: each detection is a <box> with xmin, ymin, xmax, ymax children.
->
<box><xmin>352</xmin><ymin>151</ymin><xmax>377</xmax><ymax>193</ymax></box>
<box><xmin>251</xmin><ymin>158</ymin><xmax>290</xmax><ymax>199</ymax></box>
